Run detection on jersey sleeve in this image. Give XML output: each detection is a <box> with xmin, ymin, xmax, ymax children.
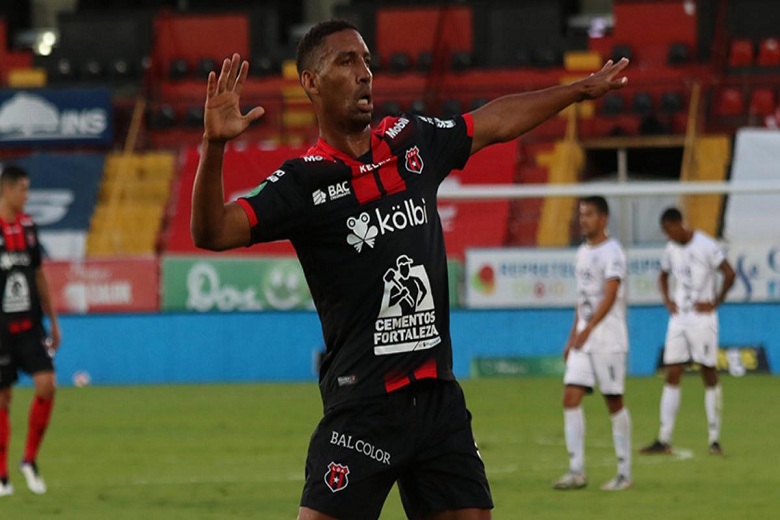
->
<box><xmin>412</xmin><ymin>113</ymin><xmax>474</xmax><ymax>182</ymax></box>
<box><xmin>236</xmin><ymin>164</ymin><xmax>307</xmax><ymax>244</ymax></box>
<box><xmin>604</xmin><ymin>243</ymin><xmax>626</xmax><ymax>281</ymax></box>
<box><xmin>660</xmin><ymin>245</ymin><xmax>672</xmax><ymax>273</ymax></box>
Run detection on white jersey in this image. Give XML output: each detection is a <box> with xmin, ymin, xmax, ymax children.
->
<box><xmin>661</xmin><ymin>230</ymin><xmax>726</xmax><ymax>314</ymax></box>
<box><xmin>574</xmin><ymin>238</ymin><xmax>628</xmax><ymax>353</ymax></box>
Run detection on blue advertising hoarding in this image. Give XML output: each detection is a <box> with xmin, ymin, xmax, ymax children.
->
<box><xmin>0</xmin><ymin>88</ymin><xmax>113</xmax><ymax>146</ymax></box>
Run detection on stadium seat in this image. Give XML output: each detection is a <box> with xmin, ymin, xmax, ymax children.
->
<box><xmin>195</xmin><ymin>57</ymin><xmax>218</xmax><ymax>79</ymax></box>
<box><xmin>51</xmin><ymin>57</ymin><xmax>75</xmax><ymax>83</ymax></box>
<box><xmin>728</xmin><ymin>39</ymin><xmax>754</xmax><ymax>68</ymax></box>
<box><xmin>531</xmin><ymin>47</ymin><xmax>559</xmax><ymax>68</ymax></box>
<box><xmin>168</xmin><ymin>58</ymin><xmax>189</xmax><ymax>79</ymax></box>
<box><xmin>660</xmin><ymin>91</ymin><xmax>684</xmax><ymax>113</ymax></box>
<box><xmin>757</xmin><ymin>37</ymin><xmax>780</xmax><ymax>67</ymax></box>
<box><xmin>184</xmin><ymin>106</ymin><xmax>205</xmax><ymax>128</ymax></box>
<box><xmin>602</xmin><ymin>93</ymin><xmax>624</xmax><ymax>115</ymax></box>
<box><xmin>417</xmin><ymin>51</ymin><xmax>433</xmax><ymax>73</ymax></box>
<box><xmin>611</xmin><ymin>44</ymin><xmax>633</xmax><ymax>63</ymax></box>
<box><xmin>470</xmin><ymin>98</ymin><xmax>488</xmax><ymax>111</ymax></box>
<box><xmin>250</xmin><ymin>55</ymin><xmax>279</xmax><ymax>77</ymax></box>
<box><xmin>714</xmin><ymin>87</ymin><xmax>745</xmax><ymax>117</ymax></box>
<box><xmin>667</xmin><ymin>42</ymin><xmax>691</xmax><ymax>65</ymax></box>
<box><xmin>632</xmin><ymin>92</ymin><xmax>654</xmax><ymax>115</ymax></box>
<box><xmin>379</xmin><ymin>100</ymin><xmax>402</xmax><ymax>118</ymax></box>
<box><xmin>109</xmin><ymin>57</ymin><xmax>136</xmax><ymax>81</ymax></box>
<box><xmin>147</xmin><ymin>105</ymin><xmax>177</xmax><ymax>129</ymax></box>
<box><xmin>388</xmin><ymin>52</ymin><xmax>411</xmax><ymax>74</ymax></box>
<box><xmin>514</xmin><ymin>49</ymin><xmax>532</xmax><ymax>67</ymax></box>
<box><xmin>79</xmin><ymin>58</ymin><xmax>105</xmax><ymax>81</ymax></box>
<box><xmin>748</xmin><ymin>87</ymin><xmax>776</xmax><ymax>116</ymax></box>
<box><xmin>451</xmin><ymin>51</ymin><xmax>473</xmax><ymax>72</ymax></box>
<box><xmin>409</xmin><ymin>99</ymin><xmax>426</xmax><ymax>114</ymax></box>
<box><xmin>441</xmin><ymin>99</ymin><xmax>462</xmax><ymax>118</ymax></box>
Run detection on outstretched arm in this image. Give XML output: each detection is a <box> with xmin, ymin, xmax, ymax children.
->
<box><xmin>191</xmin><ymin>53</ymin><xmax>265</xmax><ymax>251</ymax></box>
<box><xmin>468</xmin><ymin>58</ymin><xmax>629</xmax><ymax>155</ymax></box>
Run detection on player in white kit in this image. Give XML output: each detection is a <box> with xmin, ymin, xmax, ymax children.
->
<box><xmin>554</xmin><ymin>196</ymin><xmax>632</xmax><ymax>491</ymax></box>
<box><xmin>640</xmin><ymin>207</ymin><xmax>735</xmax><ymax>456</ymax></box>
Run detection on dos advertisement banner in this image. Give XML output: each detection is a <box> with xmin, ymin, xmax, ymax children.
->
<box><xmin>162</xmin><ymin>256</ymin><xmax>463</xmax><ymax>312</ymax></box>
<box><xmin>44</xmin><ymin>258</ymin><xmax>159</xmax><ymax>314</ymax></box>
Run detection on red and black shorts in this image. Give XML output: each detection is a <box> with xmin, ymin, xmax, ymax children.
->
<box><xmin>0</xmin><ymin>326</ymin><xmax>53</xmax><ymax>388</ymax></box>
<box><xmin>300</xmin><ymin>379</ymin><xmax>493</xmax><ymax>520</ymax></box>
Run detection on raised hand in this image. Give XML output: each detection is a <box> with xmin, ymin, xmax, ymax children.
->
<box><xmin>203</xmin><ymin>53</ymin><xmax>265</xmax><ymax>143</ymax></box>
<box><xmin>576</xmin><ymin>58</ymin><xmax>630</xmax><ymax>101</ymax></box>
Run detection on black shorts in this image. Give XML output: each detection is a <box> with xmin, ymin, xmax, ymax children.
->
<box><xmin>300</xmin><ymin>379</ymin><xmax>493</xmax><ymax>520</ymax></box>
<box><xmin>0</xmin><ymin>327</ymin><xmax>53</xmax><ymax>388</ymax></box>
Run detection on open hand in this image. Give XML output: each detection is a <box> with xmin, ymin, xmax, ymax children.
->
<box><xmin>576</xmin><ymin>58</ymin><xmax>630</xmax><ymax>101</ymax></box>
<box><xmin>204</xmin><ymin>53</ymin><xmax>266</xmax><ymax>143</ymax></box>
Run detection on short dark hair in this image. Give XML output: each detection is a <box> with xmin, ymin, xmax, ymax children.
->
<box><xmin>1</xmin><ymin>165</ymin><xmax>28</xmax><ymax>186</ymax></box>
<box><xmin>660</xmin><ymin>207</ymin><xmax>683</xmax><ymax>223</ymax></box>
<box><xmin>580</xmin><ymin>195</ymin><xmax>609</xmax><ymax>216</ymax></box>
<box><xmin>296</xmin><ymin>19</ymin><xmax>359</xmax><ymax>78</ymax></box>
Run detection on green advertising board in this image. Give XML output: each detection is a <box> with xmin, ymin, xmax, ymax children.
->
<box><xmin>471</xmin><ymin>356</ymin><xmax>565</xmax><ymax>378</ymax></box>
<box><xmin>162</xmin><ymin>256</ymin><xmax>462</xmax><ymax>312</ymax></box>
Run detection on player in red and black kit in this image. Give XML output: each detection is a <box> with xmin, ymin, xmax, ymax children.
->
<box><xmin>191</xmin><ymin>20</ymin><xmax>629</xmax><ymax>520</ymax></box>
<box><xmin>0</xmin><ymin>166</ymin><xmax>61</xmax><ymax>497</ymax></box>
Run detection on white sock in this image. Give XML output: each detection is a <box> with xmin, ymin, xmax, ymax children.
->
<box><xmin>611</xmin><ymin>408</ymin><xmax>632</xmax><ymax>479</ymax></box>
<box><xmin>564</xmin><ymin>407</ymin><xmax>585</xmax><ymax>475</ymax></box>
<box><xmin>705</xmin><ymin>385</ymin><xmax>722</xmax><ymax>444</ymax></box>
<box><xmin>658</xmin><ymin>384</ymin><xmax>680</xmax><ymax>444</ymax></box>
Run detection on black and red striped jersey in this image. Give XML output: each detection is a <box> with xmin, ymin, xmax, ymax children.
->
<box><xmin>0</xmin><ymin>214</ymin><xmax>43</xmax><ymax>334</ymax></box>
<box><xmin>239</xmin><ymin>113</ymin><xmax>474</xmax><ymax>410</ymax></box>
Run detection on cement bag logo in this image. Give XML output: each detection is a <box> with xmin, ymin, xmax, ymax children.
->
<box><xmin>0</xmin><ymin>91</ymin><xmax>110</xmax><ymax>143</ymax></box>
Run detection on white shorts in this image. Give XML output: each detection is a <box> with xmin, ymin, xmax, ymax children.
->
<box><xmin>564</xmin><ymin>349</ymin><xmax>626</xmax><ymax>395</ymax></box>
<box><xmin>664</xmin><ymin>312</ymin><xmax>719</xmax><ymax>367</ymax></box>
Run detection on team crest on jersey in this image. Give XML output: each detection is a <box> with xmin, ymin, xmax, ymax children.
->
<box><xmin>324</xmin><ymin>462</ymin><xmax>350</xmax><ymax>493</ymax></box>
<box><xmin>405</xmin><ymin>146</ymin><xmax>424</xmax><ymax>174</ymax></box>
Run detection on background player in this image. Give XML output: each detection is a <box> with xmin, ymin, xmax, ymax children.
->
<box><xmin>555</xmin><ymin>196</ymin><xmax>632</xmax><ymax>492</ymax></box>
<box><xmin>640</xmin><ymin>207</ymin><xmax>735</xmax><ymax>456</ymax></box>
<box><xmin>190</xmin><ymin>20</ymin><xmax>629</xmax><ymax>519</ymax></box>
<box><xmin>0</xmin><ymin>165</ymin><xmax>61</xmax><ymax>497</ymax></box>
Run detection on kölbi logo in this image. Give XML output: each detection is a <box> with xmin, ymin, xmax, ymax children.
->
<box><xmin>346</xmin><ymin>197</ymin><xmax>428</xmax><ymax>253</ymax></box>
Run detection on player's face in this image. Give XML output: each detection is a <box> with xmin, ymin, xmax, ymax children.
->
<box><xmin>2</xmin><ymin>178</ymin><xmax>29</xmax><ymax>213</ymax></box>
<box><xmin>661</xmin><ymin>220</ymin><xmax>686</xmax><ymax>243</ymax></box>
<box><xmin>315</xmin><ymin>30</ymin><xmax>373</xmax><ymax>131</ymax></box>
<box><xmin>579</xmin><ymin>202</ymin><xmax>606</xmax><ymax>239</ymax></box>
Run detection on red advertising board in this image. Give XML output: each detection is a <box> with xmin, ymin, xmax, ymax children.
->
<box><xmin>167</xmin><ymin>139</ymin><xmax>517</xmax><ymax>258</ymax></box>
<box><xmin>44</xmin><ymin>258</ymin><xmax>159</xmax><ymax>314</ymax></box>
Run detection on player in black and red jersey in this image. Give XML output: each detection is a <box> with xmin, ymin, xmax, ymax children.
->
<box><xmin>191</xmin><ymin>20</ymin><xmax>629</xmax><ymax>520</ymax></box>
<box><xmin>0</xmin><ymin>166</ymin><xmax>61</xmax><ymax>497</ymax></box>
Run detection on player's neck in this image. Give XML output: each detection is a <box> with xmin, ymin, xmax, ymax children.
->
<box><xmin>0</xmin><ymin>201</ymin><xmax>18</xmax><ymax>222</ymax></box>
<box><xmin>586</xmin><ymin>231</ymin><xmax>608</xmax><ymax>246</ymax></box>
<box><xmin>319</xmin><ymin>124</ymin><xmax>372</xmax><ymax>159</ymax></box>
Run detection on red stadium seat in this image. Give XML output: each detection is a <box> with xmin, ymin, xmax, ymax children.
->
<box><xmin>728</xmin><ymin>39</ymin><xmax>754</xmax><ymax>68</ymax></box>
<box><xmin>714</xmin><ymin>87</ymin><xmax>744</xmax><ymax>117</ymax></box>
<box><xmin>748</xmin><ymin>88</ymin><xmax>776</xmax><ymax>117</ymax></box>
<box><xmin>757</xmin><ymin>38</ymin><xmax>780</xmax><ymax>67</ymax></box>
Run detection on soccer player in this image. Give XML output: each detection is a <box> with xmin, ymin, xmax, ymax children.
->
<box><xmin>554</xmin><ymin>196</ymin><xmax>632</xmax><ymax>492</ymax></box>
<box><xmin>640</xmin><ymin>207</ymin><xmax>735</xmax><ymax>456</ymax></box>
<box><xmin>190</xmin><ymin>20</ymin><xmax>629</xmax><ymax>519</ymax></box>
<box><xmin>0</xmin><ymin>166</ymin><xmax>61</xmax><ymax>497</ymax></box>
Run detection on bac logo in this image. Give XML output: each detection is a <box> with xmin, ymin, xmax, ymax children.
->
<box><xmin>324</xmin><ymin>462</ymin><xmax>350</xmax><ymax>493</ymax></box>
<box><xmin>405</xmin><ymin>146</ymin><xmax>424</xmax><ymax>174</ymax></box>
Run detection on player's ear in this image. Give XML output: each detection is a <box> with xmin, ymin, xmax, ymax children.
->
<box><xmin>301</xmin><ymin>70</ymin><xmax>319</xmax><ymax>97</ymax></box>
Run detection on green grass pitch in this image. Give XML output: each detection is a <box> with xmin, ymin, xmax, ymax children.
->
<box><xmin>3</xmin><ymin>375</ymin><xmax>779</xmax><ymax>519</ymax></box>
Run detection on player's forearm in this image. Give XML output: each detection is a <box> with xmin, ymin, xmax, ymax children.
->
<box><xmin>470</xmin><ymin>83</ymin><xmax>583</xmax><ymax>151</ymax></box>
<box><xmin>191</xmin><ymin>138</ymin><xmax>229</xmax><ymax>249</ymax></box>
<box><xmin>658</xmin><ymin>272</ymin><xmax>672</xmax><ymax>305</ymax></box>
<box><xmin>35</xmin><ymin>268</ymin><xmax>58</xmax><ymax>324</ymax></box>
